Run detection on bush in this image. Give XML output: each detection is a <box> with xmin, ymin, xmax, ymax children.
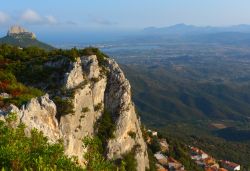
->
<box><xmin>0</xmin><ymin>70</ymin><xmax>44</xmax><ymax>107</ymax></box>
<box><xmin>148</xmin><ymin>136</ymin><xmax>161</xmax><ymax>153</ymax></box>
<box><xmin>82</xmin><ymin>136</ymin><xmax>116</xmax><ymax>170</ymax></box>
<box><xmin>80</xmin><ymin>47</ymin><xmax>109</xmax><ymax>66</ymax></box>
<box><xmin>121</xmin><ymin>151</ymin><xmax>138</xmax><ymax>171</ymax></box>
<box><xmin>53</xmin><ymin>96</ymin><xmax>74</xmax><ymax>117</ymax></box>
<box><xmin>128</xmin><ymin>131</ymin><xmax>137</xmax><ymax>139</ymax></box>
<box><xmin>81</xmin><ymin>107</ymin><xmax>90</xmax><ymax>113</ymax></box>
<box><xmin>0</xmin><ymin>118</ymin><xmax>82</xmax><ymax>171</ymax></box>
<box><xmin>94</xmin><ymin>103</ymin><xmax>102</xmax><ymax>112</ymax></box>
<box><xmin>95</xmin><ymin>110</ymin><xmax>115</xmax><ymax>149</ymax></box>
<box><xmin>147</xmin><ymin>148</ymin><xmax>157</xmax><ymax>171</ymax></box>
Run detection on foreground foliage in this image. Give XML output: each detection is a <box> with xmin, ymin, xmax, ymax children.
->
<box><xmin>0</xmin><ymin>111</ymin><xmax>138</xmax><ymax>171</ymax></box>
<box><xmin>0</xmin><ymin>115</ymin><xmax>82</xmax><ymax>171</ymax></box>
<box><xmin>83</xmin><ymin>136</ymin><xmax>138</xmax><ymax>171</ymax></box>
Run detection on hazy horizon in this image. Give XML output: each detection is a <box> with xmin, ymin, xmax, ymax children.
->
<box><xmin>2</xmin><ymin>0</ymin><xmax>250</xmax><ymax>29</ymax></box>
<box><xmin>2</xmin><ymin>0</ymin><xmax>250</xmax><ymax>45</ymax></box>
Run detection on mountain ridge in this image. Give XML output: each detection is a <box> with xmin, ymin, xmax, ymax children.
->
<box><xmin>143</xmin><ymin>23</ymin><xmax>250</xmax><ymax>35</ymax></box>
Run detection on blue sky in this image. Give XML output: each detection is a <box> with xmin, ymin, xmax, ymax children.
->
<box><xmin>1</xmin><ymin>0</ymin><xmax>250</xmax><ymax>44</ymax></box>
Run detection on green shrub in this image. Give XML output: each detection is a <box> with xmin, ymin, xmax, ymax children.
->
<box><xmin>82</xmin><ymin>136</ymin><xmax>116</xmax><ymax>170</ymax></box>
<box><xmin>80</xmin><ymin>47</ymin><xmax>109</xmax><ymax>66</ymax></box>
<box><xmin>128</xmin><ymin>131</ymin><xmax>137</xmax><ymax>139</ymax></box>
<box><xmin>94</xmin><ymin>103</ymin><xmax>102</xmax><ymax>112</ymax></box>
<box><xmin>95</xmin><ymin>110</ymin><xmax>115</xmax><ymax>149</ymax></box>
<box><xmin>121</xmin><ymin>151</ymin><xmax>138</xmax><ymax>171</ymax></box>
<box><xmin>0</xmin><ymin>119</ymin><xmax>82</xmax><ymax>171</ymax></box>
<box><xmin>148</xmin><ymin>136</ymin><xmax>161</xmax><ymax>153</ymax></box>
<box><xmin>81</xmin><ymin>107</ymin><xmax>90</xmax><ymax>113</ymax></box>
<box><xmin>0</xmin><ymin>70</ymin><xmax>44</xmax><ymax>107</ymax></box>
<box><xmin>147</xmin><ymin>148</ymin><xmax>157</xmax><ymax>171</ymax></box>
<box><xmin>53</xmin><ymin>96</ymin><xmax>74</xmax><ymax>117</ymax></box>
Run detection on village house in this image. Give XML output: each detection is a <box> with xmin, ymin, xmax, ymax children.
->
<box><xmin>220</xmin><ymin>160</ymin><xmax>240</xmax><ymax>171</ymax></box>
<box><xmin>147</xmin><ymin>129</ymin><xmax>158</xmax><ymax>136</ymax></box>
<box><xmin>159</xmin><ymin>138</ymin><xmax>169</xmax><ymax>152</ymax></box>
<box><xmin>190</xmin><ymin>146</ymin><xmax>208</xmax><ymax>160</ymax></box>
<box><xmin>204</xmin><ymin>157</ymin><xmax>219</xmax><ymax>169</ymax></box>
<box><xmin>154</xmin><ymin>152</ymin><xmax>168</xmax><ymax>166</ymax></box>
<box><xmin>152</xmin><ymin>131</ymin><xmax>158</xmax><ymax>136</ymax></box>
<box><xmin>168</xmin><ymin>157</ymin><xmax>185</xmax><ymax>171</ymax></box>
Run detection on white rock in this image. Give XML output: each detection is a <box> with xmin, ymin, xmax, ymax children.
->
<box><xmin>7</xmin><ymin>25</ymin><xmax>36</xmax><ymax>39</ymax></box>
<box><xmin>5</xmin><ymin>94</ymin><xmax>60</xmax><ymax>142</ymax></box>
<box><xmin>81</xmin><ymin>55</ymin><xmax>100</xmax><ymax>79</ymax></box>
<box><xmin>64</xmin><ymin>58</ymin><xmax>84</xmax><ymax>89</ymax></box>
<box><xmin>3</xmin><ymin>55</ymin><xmax>149</xmax><ymax>170</ymax></box>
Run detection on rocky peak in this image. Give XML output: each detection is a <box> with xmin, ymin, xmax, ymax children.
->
<box><xmin>1</xmin><ymin>54</ymin><xmax>149</xmax><ymax>170</ymax></box>
<box><xmin>7</xmin><ymin>25</ymin><xmax>36</xmax><ymax>39</ymax></box>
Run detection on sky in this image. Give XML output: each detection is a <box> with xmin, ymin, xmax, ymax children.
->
<box><xmin>1</xmin><ymin>0</ymin><xmax>250</xmax><ymax>44</ymax></box>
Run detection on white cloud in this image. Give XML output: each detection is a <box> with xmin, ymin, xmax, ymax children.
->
<box><xmin>94</xmin><ymin>18</ymin><xmax>117</xmax><ymax>25</ymax></box>
<box><xmin>20</xmin><ymin>9</ymin><xmax>60</xmax><ymax>25</ymax></box>
<box><xmin>45</xmin><ymin>15</ymin><xmax>58</xmax><ymax>24</ymax></box>
<box><xmin>0</xmin><ymin>11</ymin><xmax>9</xmax><ymax>24</ymax></box>
<box><xmin>21</xmin><ymin>9</ymin><xmax>42</xmax><ymax>23</ymax></box>
<box><xmin>66</xmin><ymin>20</ymin><xmax>77</xmax><ymax>25</ymax></box>
<box><xmin>88</xmin><ymin>16</ymin><xmax>117</xmax><ymax>26</ymax></box>
<box><xmin>0</xmin><ymin>9</ymin><xmax>76</xmax><ymax>26</ymax></box>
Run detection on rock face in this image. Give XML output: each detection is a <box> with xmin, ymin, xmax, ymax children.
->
<box><xmin>7</xmin><ymin>25</ymin><xmax>36</xmax><ymax>39</ymax></box>
<box><xmin>2</xmin><ymin>94</ymin><xmax>60</xmax><ymax>142</ymax></box>
<box><xmin>105</xmin><ymin>59</ymin><xmax>149</xmax><ymax>170</ymax></box>
<box><xmin>0</xmin><ymin>55</ymin><xmax>149</xmax><ymax>170</ymax></box>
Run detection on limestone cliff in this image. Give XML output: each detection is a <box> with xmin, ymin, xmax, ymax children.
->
<box><xmin>7</xmin><ymin>25</ymin><xmax>36</xmax><ymax>39</ymax></box>
<box><xmin>1</xmin><ymin>55</ymin><xmax>149</xmax><ymax>170</ymax></box>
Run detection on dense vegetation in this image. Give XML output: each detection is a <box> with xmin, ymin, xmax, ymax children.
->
<box><xmin>167</xmin><ymin>139</ymin><xmax>203</xmax><ymax>171</ymax></box>
<box><xmin>0</xmin><ymin>44</ymin><xmax>108</xmax><ymax>108</ymax></box>
<box><xmin>121</xmin><ymin>63</ymin><xmax>250</xmax><ymax>123</ymax></box>
<box><xmin>159</xmin><ymin>121</ymin><xmax>250</xmax><ymax>169</ymax></box>
<box><xmin>0</xmin><ymin>113</ymin><xmax>82</xmax><ymax>171</ymax></box>
<box><xmin>82</xmin><ymin>136</ymin><xmax>116</xmax><ymax>170</ymax></box>
<box><xmin>95</xmin><ymin>110</ymin><xmax>116</xmax><ymax>149</ymax></box>
<box><xmin>83</xmin><ymin>136</ymin><xmax>138</xmax><ymax>171</ymax></box>
<box><xmin>94</xmin><ymin>109</ymin><xmax>137</xmax><ymax>170</ymax></box>
<box><xmin>0</xmin><ymin>112</ymin><xmax>138</xmax><ymax>171</ymax></box>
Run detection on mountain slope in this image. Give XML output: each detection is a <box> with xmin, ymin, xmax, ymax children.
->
<box><xmin>0</xmin><ymin>35</ymin><xmax>54</xmax><ymax>50</ymax></box>
<box><xmin>120</xmin><ymin>64</ymin><xmax>250</xmax><ymax>124</ymax></box>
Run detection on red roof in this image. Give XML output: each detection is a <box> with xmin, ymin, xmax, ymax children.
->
<box><xmin>221</xmin><ymin>160</ymin><xmax>239</xmax><ymax>168</ymax></box>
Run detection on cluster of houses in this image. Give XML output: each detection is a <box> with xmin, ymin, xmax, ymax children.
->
<box><xmin>146</xmin><ymin>129</ymin><xmax>241</xmax><ymax>171</ymax></box>
<box><xmin>147</xmin><ymin>130</ymin><xmax>186</xmax><ymax>171</ymax></box>
<box><xmin>189</xmin><ymin>146</ymin><xmax>241</xmax><ymax>171</ymax></box>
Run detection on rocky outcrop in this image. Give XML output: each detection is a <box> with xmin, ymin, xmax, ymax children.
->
<box><xmin>64</xmin><ymin>58</ymin><xmax>85</xmax><ymax>89</ymax></box>
<box><xmin>105</xmin><ymin>59</ymin><xmax>149</xmax><ymax>170</ymax></box>
<box><xmin>1</xmin><ymin>55</ymin><xmax>149</xmax><ymax>170</ymax></box>
<box><xmin>1</xmin><ymin>94</ymin><xmax>60</xmax><ymax>142</ymax></box>
<box><xmin>7</xmin><ymin>25</ymin><xmax>36</xmax><ymax>39</ymax></box>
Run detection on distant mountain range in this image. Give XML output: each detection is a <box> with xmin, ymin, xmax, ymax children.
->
<box><xmin>143</xmin><ymin>24</ymin><xmax>250</xmax><ymax>35</ymax></box>
<box><xmin>0</xmin><ymin>26</ymin><xmax>54</xmax><ymax>50</ymax></box>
